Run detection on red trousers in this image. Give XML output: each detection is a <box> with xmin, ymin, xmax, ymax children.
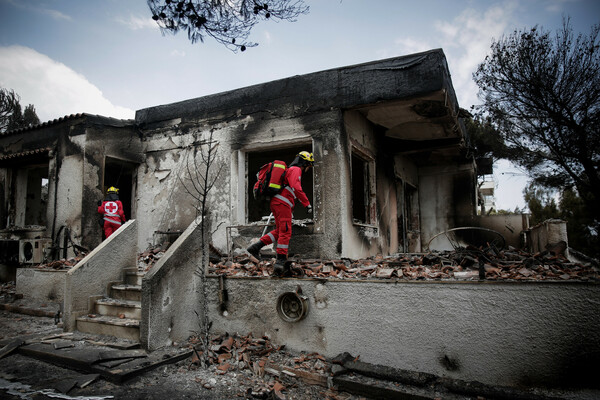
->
<box><xmin>260</xmin><ymin>201</ymin><xmax>292</xmax><ymax>256</ymax></box>
<box><xmin>104</xmin><ymin>220</ymin><xmax>121</xmax><ymax>238</ymax></box>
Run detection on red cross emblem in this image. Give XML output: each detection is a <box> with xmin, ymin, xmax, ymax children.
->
<box><xmin>104</xmin><ymin>201</ymin><xmax>118</xmax><ymax>214</ymax></box>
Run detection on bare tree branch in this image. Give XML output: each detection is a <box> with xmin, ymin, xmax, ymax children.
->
<box><xmin>147</xmin><ymin>0</ymin><xmax>309</xmax><ymax>52</ymax></box>
<box><xmin>176</xmin><ymin>129</ymin><xmax>224</xmax><ymax>368</ymax></box>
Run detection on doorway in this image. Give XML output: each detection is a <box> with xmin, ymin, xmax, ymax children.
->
<box><xmin>103</xmin><ymin>157</ymin><xmax>137</xmax><ymax>220</ymax></box>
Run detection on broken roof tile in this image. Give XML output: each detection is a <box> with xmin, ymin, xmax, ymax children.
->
<box><xmin>208</xmin><ymin>247</ymin><xmax>599</xmax><ymax>282</ymax></box>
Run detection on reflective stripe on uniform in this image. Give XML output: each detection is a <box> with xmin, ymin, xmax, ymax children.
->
<box><xmin>267</xmin><ymin>232</ymin><xmax>276</xmax><ymax>243</ymax></box>
<box><xmin>104</xmin><ymin>217</ymin><xmax>122</xmax><ymax>225</ymax></box>
<box><xmin>277</xmin><ymin>243</ymin><xmax>288</xmax><ymax>249</ymax></box>
<box><xmin>284</xmin><ymin>186</ymin><xmax>296</xmax><ymax>198</ymax></box>
<box><xmin>274</xmin><ymin>194</ymin><xmax>294</xmax><ymax>208</ymax></box>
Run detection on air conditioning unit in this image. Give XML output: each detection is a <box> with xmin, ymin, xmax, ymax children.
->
<box><xmin>19</xmin><ymin>239</ymin><xmax>52</xmax><ymax>264</ymax></box>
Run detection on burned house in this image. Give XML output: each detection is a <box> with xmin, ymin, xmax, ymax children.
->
<box><xmin>1</xmin><ymin>48</ymin><xmax>477</xmax><ymax>265</ymax></box>
<box><xmin>1</xmin><ymin>49</ymin><xmax>598</xmax><ymax>390</ymax></box>
<box><xmin>0</xmin><ymin>115</ymin><xmax>140</xmax><ymax>269</ymax></box>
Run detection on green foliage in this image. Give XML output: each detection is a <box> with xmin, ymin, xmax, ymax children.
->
<box><xmin>523</xmin><ymin>183</ymin><xmax>559</xmax><ymax>225</ymax></box>
<box><xmin>559</xmin><ymin>188</ymin><xmax>599</xmax><ymax>258</ymax></box>
<box><xmin>0</xmin><ymin>87</ymin><xmax>20</xmax><ymax>132</ymax></box>
<box><xmin>147</xmin><ymin>0</ymin><xmax>309</xmax><ymax>52</ymax></box>
<box><xmin>473</xmin><ymin>18</ymin><xmax>600</xmax><ymax>225</ymax></box>
<box><xmin>464</xmin><ymin>114</ymin><xmax>508</xmax><ymax>162</ymax></box>
<box><xmin>23</xmin><ymin>104</ymin><xmax>41</xmax><ymax>127</ymax></box>
<box><xmin>0</xmin><ymin>87</ymin><xmax>40</xmax><ymax>133</ymax></box>
<box><xmin>487</xmin><ymin>207</ymin><xmax>522</xmax><ymax>215</ymax></box>
<box><xmin>524</xmin><ymin>183</ymin><xmax>599</xmax><ymax>258</ymax></box>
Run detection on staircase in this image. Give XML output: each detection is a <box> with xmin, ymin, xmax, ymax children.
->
<box><xmin>75</xmin><ymin>268</ymin><xmax>144</xmax><ymax>341</ymax></box>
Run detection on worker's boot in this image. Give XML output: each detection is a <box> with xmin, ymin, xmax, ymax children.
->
<box><xmin>247</xmin><ymin>241</ymin><xmax>265</xmax><ymax>260</ymax></box>
<box><xmin>273</xmin><ymin>254</ymin><xmax>287</xmax><ymax>276</ymax></box>
<box><xmin>281</xmin><ymin>260</ymin><xmax>293</xmax><ymax>277</ymax></box>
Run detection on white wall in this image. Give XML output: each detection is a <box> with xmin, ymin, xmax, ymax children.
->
<box><xmin>63</xmin><ymin>220</ymin><xmax>137</xmax><ymax>331</ymax></box>
<box><xmin>199</xmin><ymin>277</ymin><xmax>600</xmax><ymax>389</ymax></box>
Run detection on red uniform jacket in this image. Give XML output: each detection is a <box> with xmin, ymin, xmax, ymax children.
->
<box><xmin>272</xmin><ymin>165</ymin><xmax>310</xmax><ymax>209</ymax></box>
<box><xmin>98</xmin><ymin>200</ymin><xmax>126</xmax><ymax>225</ymax></box>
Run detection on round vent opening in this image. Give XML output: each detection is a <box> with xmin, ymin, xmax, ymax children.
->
<box><xmin>276</xmin><ymin>291</ymin><xmax>309</xmax><ymax>322</ymax></box>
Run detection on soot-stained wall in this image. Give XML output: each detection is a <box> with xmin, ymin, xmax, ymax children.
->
<box><xmin>135</xmin><ymin>49</ymin><xmax>471</xmax><ymax>258</ymax></box>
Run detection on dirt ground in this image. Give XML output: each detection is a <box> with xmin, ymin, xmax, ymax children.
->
<box><xmin>0</xmin><ymin>307</ymin><xmax>361</xmax><ymax>400</ymax></box>
<box><xmin>1</xmin><ymin>300</ymin><xmax>598</xmax><ymax>400</ymax></box>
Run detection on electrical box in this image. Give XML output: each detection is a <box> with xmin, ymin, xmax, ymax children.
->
<box><xmin>19</xmin><ymin>239</ymin><xmax>52</xmax><ymax>264</ymax></box>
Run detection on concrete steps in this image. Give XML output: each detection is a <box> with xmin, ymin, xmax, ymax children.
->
<box><xmin>75</xmin><ymin>268</ymin><xmax>144</xmax><ymax>341</ymax></box>
<box><xmin>95</xmin><ymin>298</ymin><xmax>141</xmax><ymax>320</ymax></box>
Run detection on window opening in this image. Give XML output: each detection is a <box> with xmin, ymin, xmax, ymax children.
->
<box><xmin>398</xmin><ymin>180</ymin><xmax>419</xmax><ymax>252</ymax></box>
<box><xmin>24</xmin><ymin>166</ymin><xmax>49</xmax><ymax>226</ymax></box>
<box><xmin>247</xmin><ymin>146</ymin><xmax>313</xmax><ymax>223</ymax></box>
<box><xmin>0</xmin><ymin>151</ymin><xmax>50</xmax><ymax>229</ymax></box>
<box><xmin>351</xmin><ymin>152</ymin><xmax>369</xmax><ymax>224</ymax></box>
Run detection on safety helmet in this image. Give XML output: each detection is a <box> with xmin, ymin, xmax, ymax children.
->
<box><xmin>107</xmin><ymin>186</ymin><xmax>119</xmax><ymax>194</ymax></box>
<box><xmin>297</xmin><ymin>151</ymin><xmax>314</xmax><ymax>165</ymax></box>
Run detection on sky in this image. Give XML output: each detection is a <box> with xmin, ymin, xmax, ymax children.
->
<box><xmin>1</xmin><ymin>0</ymin><xmax>599</xmax><ymax>211</ymax></box>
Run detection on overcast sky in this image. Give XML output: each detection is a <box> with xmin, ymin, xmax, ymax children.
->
<box><xmin>1</xmin><ymin>0</ymin><xmax>598</xmax><ymax>210</ymax></box>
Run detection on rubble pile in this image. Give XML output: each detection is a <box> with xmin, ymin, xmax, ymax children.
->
<box><xmin>137</xmin><ymin>242</ymin><xmax>171</xmax><ymax>272</ymax></box>
<box><xmin>211</xmin><ymin>246</ymin><xmax>600</xmax><ymax>282</ymax></box>
<box><xmin>28</xmin><ymin>242</ymin><xmax>171</xmax><ymax>272</ymax></box>
<box><xmin>0</xmin><ymin>281</ymin><xmax>18</xmax><ymax>303</ymax></box>
<box><xmin>186</xmin><ymin>333</ymin><xmax>334</xmax><ymax>399</ymax></box>
<box><xmin>35</xmin><ymin>255</ymin><xmax>86</xmax><ymax>270</ymax></box>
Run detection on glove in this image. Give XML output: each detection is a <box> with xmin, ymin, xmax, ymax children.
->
<box><xmin>97</xmin><ymin>200</ymin><xmax>102</xmax><ymax>206</ymax></box>
<box><xmin>307</xmin><ymin>205</ymin><xmax>313</xmax><ymax>215</ymax></box>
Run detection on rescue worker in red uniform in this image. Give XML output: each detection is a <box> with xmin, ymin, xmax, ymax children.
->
<box><xmin>98</xmin><ymin>186</ymin><xmax>126</xmax><ymax>239</ymax></box>
<box><xmin>247</xmin><ymin>151</ymin><xmax>314</xmax><ymax>276</ymax></box>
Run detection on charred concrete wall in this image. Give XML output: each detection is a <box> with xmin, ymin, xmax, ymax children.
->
<box><xmin>141</xmin><ymin>216</ymin><xmax>204</xmax><ymax>350</ymax></box>
<box><xmin>419</xmin><ymin>163</ymin><xmax>477</xmax><ymax>250</ymax></box>
<box><xmin>200</xmin><ymin>277</ymin><xmax>600</xmax><ymax>389</ymax></box>
<box><xmin>341</xmin><ymin>110</ymin><xmax>399</xmax><ymax>257</ymax></box>
<box><xmin>476</xmin><ymin>214</ymin><xmax>530</xmax><ymax>249</ymax></box>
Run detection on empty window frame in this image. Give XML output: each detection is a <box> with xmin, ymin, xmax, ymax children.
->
<box><xmin>398</xmin><ymin>180</ymin><xmax>419</xmax><ymax>252</ymax></box>
<box><xmin>24</xmin><ymin>166</ymin><xmax>49</xmax><ymax>226</ymax></box>
<box><xmin>351</xmin><ymin>150</ymin><xmax>374</xmax><ymax>225</ymax></box>
<box><xmin>247</xmin><ymin>146</ymin><xmax>314</xmax><ymax>223</ymax></box>
<box><xmin>10</xmin><ymin>165</ymin><xmax>49</xmax><ymax>227</ymax></box>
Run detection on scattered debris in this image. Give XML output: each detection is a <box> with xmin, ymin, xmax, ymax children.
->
<box><xmin>53</xmin><ymin>341</ymin><xmax>75</xmax><ymax>350</ymax></box>
<box><xmin>332</xmin><ymin>352</ymin><xmax>566</xmax><ymax>400</ymax></box>
<box><xmin>186</xmin><ymin>332</ymin><xmax>331</xmax><ymax>399</ymax></box>
<box><xmin>34</xmin><ymin>255</ymin><xmax>86</xmax><ymax>270</ymax></box>
<box><xmin>212</xmin><ymin>246</ymin><xmax>599</xmax><ymax>282</ymax></box>
<box><xmin>0</xmin><ymin>338</ymin><xmax>24</xmax><ymax>359</ymax></box>
<box><xmin>136</xmin><ymin>242</ymin><xmax>171</xmax><ymax>272</ymax></box>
